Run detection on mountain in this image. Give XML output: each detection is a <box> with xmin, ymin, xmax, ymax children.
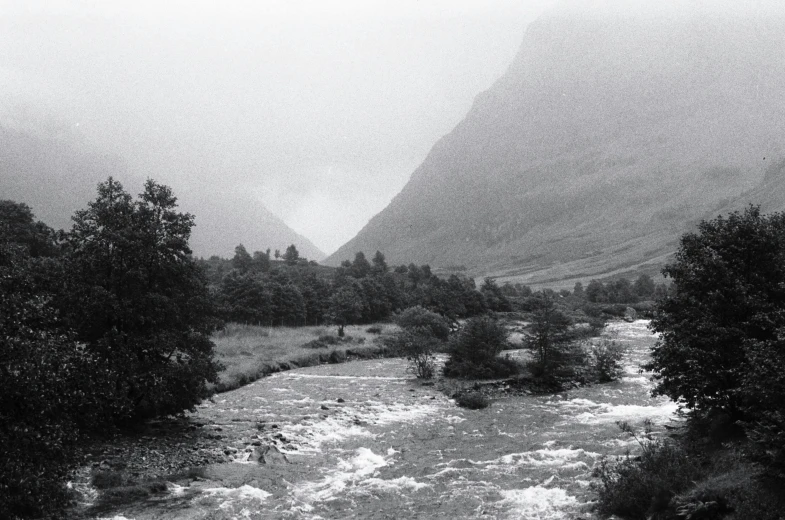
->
<box><xmin>0</xmin><ymin>123</ymin><xmax>325</xmax><ymax>261</ymax></box>
<box><xmin>326</xmin><ymin>5</ymin><xmax>785</xmax><ymax>286</ymax></box>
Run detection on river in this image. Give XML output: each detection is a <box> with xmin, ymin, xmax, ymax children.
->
<box><xmin>88</xmin><ymin>320</ymin><xmax>678</xmax><ymax>519</ymax></box>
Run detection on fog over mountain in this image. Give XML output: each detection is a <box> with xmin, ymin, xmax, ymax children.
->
<box><xmin>1</xmin><ymin>0</ymin><xmax>548</xmax><ymax>257</ymax></box>
<box><xmin>327</xmin><ymin>2</ymin><xmax>785</xmax><ymax>285</ymax></box>
<box><xmin>0</xmin><ymin>110</ymin><xmax>325</xmax><ymax>260</ymax></box>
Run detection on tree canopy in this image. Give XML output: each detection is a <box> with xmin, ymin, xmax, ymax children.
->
<box><xmin>650</xmin><ymin>206</ymin><xmax>785</xmax><ymax>466</ymax></box>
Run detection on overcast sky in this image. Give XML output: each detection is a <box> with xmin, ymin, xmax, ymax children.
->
<box><xmin>0</xmin><ymin>0</ymin><xmax>557</xmax><ymax>253</ymax></box>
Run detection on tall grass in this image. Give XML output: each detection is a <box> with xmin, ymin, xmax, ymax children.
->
<box><xmin>211</xmin><ymin>323</ymin><xmax>400</xmax><ymax>392</ymax></box>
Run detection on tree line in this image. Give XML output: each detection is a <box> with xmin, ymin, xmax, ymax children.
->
<box><xmin>200</xmin><ymin>246</ymin><xmax>510</xmax><ymax>332</ymax></box>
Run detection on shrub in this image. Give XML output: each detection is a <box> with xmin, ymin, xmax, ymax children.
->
<box><xmin>443</xmin><ymin>316</ymin><xmax>519</xmax><ymax>379</ymax></box>
<box><xmin>649</xmin><ymin>206</ymin><xmax>785</xmax><ymax>469</ymax></box>
<box><xmin>386</xmin><ymin>326</ymin><xmax>441</xmax><ymax>378</ymax></box>
<box><xmin>593</xmin><ymin>421</ymin><xmax>703</xmax><ymax>520</ymax></box>
<box><xmin>589</xmin><ymin>338</ymin><xmax>626</xmax><ymax>383</ymax></box>
<box><xmin>455</xmin><ymin>392</ymin><xmax>490</xmax><ymax>410</ymax></box>
<box><xmin>394</xmin><ymin>306</ymin><xmax>450</xmax><ymax>340</ymax></box>
<box><xmin>366</xmin><ymin>326</ymin><xmax>383</xmax><ymax>334</ymax></box>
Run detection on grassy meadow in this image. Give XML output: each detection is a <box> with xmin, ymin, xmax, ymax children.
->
<box><xmin>211</xmin><ymin>322</ymin><xmax>401</xmax><ymax>392</ymax></box>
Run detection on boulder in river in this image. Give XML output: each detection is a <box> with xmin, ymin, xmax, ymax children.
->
<box><xmin>253</xmin><ymin>445</ymin><xmax>289</xmax><ymax>465</ymax></box>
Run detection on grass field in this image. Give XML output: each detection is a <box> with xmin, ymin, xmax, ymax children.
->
<box><xmin>211</xmin><ymin>322</ymin><xmax>401</xmax><ymax>392</ymax></box>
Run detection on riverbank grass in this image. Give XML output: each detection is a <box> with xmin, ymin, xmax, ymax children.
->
<box><xmin>212</xmin><ymin>323</ymin><xmax>400</xmax><ymax>392</ymax></box>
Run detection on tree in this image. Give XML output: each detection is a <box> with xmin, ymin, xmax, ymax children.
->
<box><xmin>650</xmin><ymin>206</ymin><xmax>785</xmax><ymax>425</ymax></box>
<box><xmin>586</xmin><ymin>279</ymin><xmax>607</xmax><ymax>303</ymax></box>
<box><xmin>351</xmin><ymin>251</ymin><xmax>372</xmax><ymax>278</ymax></box>
<box><xmin>573</xmin><ymin>281</ymin><xmax>585</xmax><ymax>298</ymax></box>
<box><xmin>0</xmin><ymin>234</ymin><xmax>111</xmax><ymax>518</ymax></box>
<box><xmin>283</xmin><ymin>244</ymin><xmax>300</xmax><ymax>265</ymax></box>
<box><xmin>443</xmin><ymin>316</ymin><xmax>516</xmax><ymax>379</ymax></box>
<box><xmin>252</xmin><ymin>250</ymin><xmax>271</xmax><ymax>272</ymax></box>
<box><xmin>327</xmin><ymin>282</ymin><xmax>367</xmax><ymax>336</ymax></box>
<box><xmin>232</xmin><ymin>243</ymin><xmax>253</xmax><ymax>272</ymax></box>
<box><xmin>274</xmin><ymin>249</ymin><xmax>280</xmax><ymax>259</ymax></box>
<box><xmin>371</xmin><ymin>250</ymin><xmax>388</xmax><ymax>274</ymax></box>
<box><xmin>0</xmin><ymin>200</ymin><xmax>58</xmax><ymax>257</ymax></box>
<box><xmin>480</xmin><ymin>277</ymin><xmax>512</xmax><ymax>312</ymax></box>
<box><xmin>527</xmin><ymin>292</ymin><xmax>575</xmax><ymax>377</ymax></box>
<box><xmin>63</xmin><ymin>178</ymin><xmax>222</xmax><ymax>419</ymax></box>
<box><xmin>394</xmin><ymin>306</ymin><xmax>450</xmax><ymax>340</ymax></box>
<box><xmin>633</xmin><ymin>274</ymin><xmax>655</xmax><ymax>299</ymax></box>
<box><xmin>648</xmin><ymin>206</ymin><xmax>785</xmax><ymax>469</ymax></box>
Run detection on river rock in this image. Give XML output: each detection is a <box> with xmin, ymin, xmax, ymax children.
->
<box><xmin>253</xmin><ymin>445</ymin><xmax>290</xmax><ymax>464</ymax></box>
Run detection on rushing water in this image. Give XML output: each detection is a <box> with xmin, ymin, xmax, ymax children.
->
<box><xmin>90</xmin><ymin>320</ymin><xmax>679</xmax><ymax>519</ymax></box>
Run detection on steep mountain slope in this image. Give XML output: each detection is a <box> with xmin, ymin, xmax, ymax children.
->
<box><xmin>327</xmin><ymin>8</ymin><xmax>785</xmax><ymax>285</ymax></box>
<box><xmin>0</xmin><ymin>124</ymin><xmax>324</xmax><ymax>260</ymax></box>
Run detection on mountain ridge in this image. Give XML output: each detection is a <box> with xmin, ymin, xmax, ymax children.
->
<box><xmin>326</xmin><ymin>8</ymin><xmax>785</xmax><ymax>285</ymax></box>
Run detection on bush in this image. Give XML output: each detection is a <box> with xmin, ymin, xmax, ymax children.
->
<box><xmin>455</xmin><ymin>392</ymin><xmax>490</xmax><ymax>410</ymax></box>
<box><xmin>593</xmin><ymin>421</ymin><xmax>703</xmax><ymax>520</ymax></box>
<box><xmin>366</xmin><ymin>326</ymin><xmax>383</xmax><ymax>334</ymax></box>
<box><xmin>589</xmin><ymin>338</ymin><xmax>626</xmax><ymax>383</ymax></box>
<box><xmin>443</xmin><ymin>316</ymin><xmax>519</xmax><ymax>379</ymax></box>
<box><xmin>386</xmin><ymin>326</ymin><xmax>441</xmax><ymax>379</ymax></box>
<box><xmin>649</xmin><ymin>206</ymin><xmax>785</xmax><ymax>469</ymax></box>
<box><xmin>393</xmin><ymin>306</ymin><xmax>450</xmax><ymax>340</ymax></box>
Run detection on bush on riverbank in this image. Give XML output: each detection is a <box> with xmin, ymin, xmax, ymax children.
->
<box><xmin>443</xmin><ymin>316</ymin><xmax>521</xmax><ymax>379</ymax></box>
<box><xmin>593</xmin><ymin>422</ymin><xmax>702</xmax><ymax>519</ymax></box>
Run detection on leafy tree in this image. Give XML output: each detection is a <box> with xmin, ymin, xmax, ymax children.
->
<box><xmin>0</xmin><ymin>200</ymin><xmax>58</xmax><ymax>257</ymax></box>
<box><xmin>480</xmin><ymin>277</ymin><xmax>512</xmax><ymax>312</ymax></box>
<box><xmin>633</xmin><ymin>274</ymin><xmax>655</xmax><ymax>299</ymax></box>
<box><xmin>274</xmin><ymin>249</ymin><xmax>280</xmax><ymax>259</ymax></box>
<box><xmin>443</xmin><ymin>316</ymin><xmax>517</xmax><ymax>378</ymax></box>
<box><xmin>252</xmin><ymin>250</ymin><xmax>271</xmax><ymax>272</ymax></box>
<box><xmin>62</xmin><ymin>178</ymin><xmax>222</xmax><ymax>419</ymax></box>
<box><xmin>219</xmin><ymin>270</ymin><xmax>273</xmax><ymax>324</ymax></box>
<box><xmin>360</xmin><ymin>276</ymin><xmax>393</xmax><ymax>321</ymax></box>
<box><xmin>327</xmin><ymin>282</ymin><xmax>367</xmax><ymax>336</ymax></box>
<box><xmin>586</xmin><ymin>279</ymin><xmax>608</xmax><ymax>303</ymax></box>
<box><xmin>650</xmin><ymin>207</ymin><xmax>785</xmax><ymax>436</ymax></box>
<box><xmin>0</xmin><ymin>240</ymin><xmax>111</xmax><ymax>518</ymax></box>
<box><xmin>283</xmin><ymin>244</ymin><xmax>300</xmax><ymax>265</ymax></box>
<box><xmin>351</xmin><ymin>251</ymin><xmax>372</xmax><ymax>278</ymax></box>
<box><xmin>394</xmin><ymin>306</ymin><xmax>450</xmax><ymax>340</ymax></box>
<box><xmin>573</xmin><ymin>281</ymin><xmax>585</xmax><ymax>298</ymax></box>
<box><xmin>371</xmin><ymin>250</ymin><xmax>388</xmax><ymax>274</ymax></box>
<box><xmin>607</xmin><ymin>278</ymin><xmax>637</xmax><ymax>303</ymax></box>
<box><xmin>527</xmin><ymin>292</ymin><xmax>575</xmax><ymax>377</ymax></box>
<box><xmin>232</xmin><ymin>243</ymin><xmax>253</xmax><ymax>272</ymax></box>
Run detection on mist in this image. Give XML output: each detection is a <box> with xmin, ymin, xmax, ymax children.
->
<box><xmin>0</xmin><ymin>0</ymin><xmax>553</xmax><ymax>255</ymax></box>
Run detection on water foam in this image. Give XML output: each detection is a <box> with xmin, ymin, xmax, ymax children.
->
<box><xmin>499</xmin><ymin>486</ymin><xmax>578</xmax><ymax>519</ymax></box>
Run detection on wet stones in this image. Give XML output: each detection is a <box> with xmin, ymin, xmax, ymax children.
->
<box><xmin>336</xmin><ymin>398</ymin><xmax>345</xmax><ymax>403</ymax></box>
<box><xmin>253</xmin><ymin>445</ymin><xmax>290</xmax><ymax>464</ymax></box>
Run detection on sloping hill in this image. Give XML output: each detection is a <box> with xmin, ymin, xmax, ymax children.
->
<box><xmin>0</xmin><ymin>124</ymin><xmax>325</xmax><ymax>260</ymax></box>
<box><xmin>327</xmin><ymin>6</ymin><xmax>785</xmax><ymax>285</ymax></box>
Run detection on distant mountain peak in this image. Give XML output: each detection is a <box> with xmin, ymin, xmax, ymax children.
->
<box><xmin>327</xmin><ymin>6</ymin><xmax>785</xmax><ymax>285</ymax></box>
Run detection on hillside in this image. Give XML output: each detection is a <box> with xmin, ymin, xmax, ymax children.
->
<box><xmin>326</xmin><ymin>7</ymin><xmax>785</xmax><ymax>286</ymax></box>
<box><xmin>0</xmin><ymin>124</ymin><xmax>324</xmax><ymax>261</ymax></box>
